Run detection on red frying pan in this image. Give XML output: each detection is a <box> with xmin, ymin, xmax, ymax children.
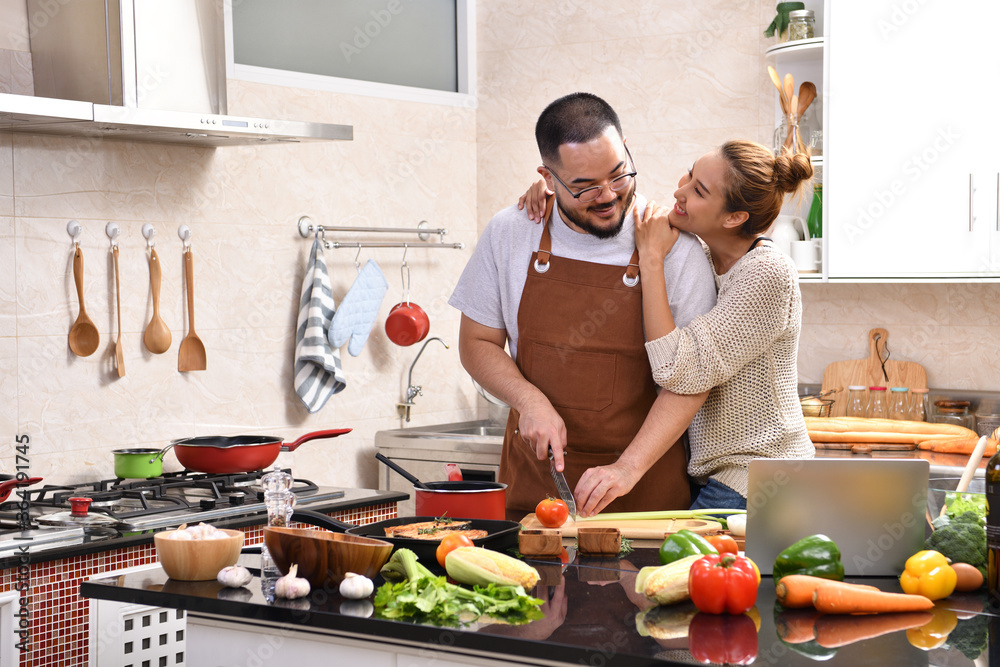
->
<box><xmin>158</xmin><ymin>429</ymin><xmax>351</xmax><ymax>474</ymax></box>
<box><xmin>0</xmin><ymin>475</ymin><xmax>43</xmax><ymax>502</ymax></box>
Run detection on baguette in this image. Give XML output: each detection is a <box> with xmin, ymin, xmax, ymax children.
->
<box><xmin>804</xmin><ymin>417</ymin><xmax>978</xmax><ymax>438</ymax></box>
<box><xmin>808</xmin><ymin>431</ymin><xmax>968</xmax><ymax>444</ymax></box>
<box><xmin>917</xmin><ymin>436</ymin><xmax>999</xmax><ymax>456</ymax></box>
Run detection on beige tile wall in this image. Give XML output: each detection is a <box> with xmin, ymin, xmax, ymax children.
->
<box><xmin>0</xmin><ymin>0</ymin><xmax>479</xmax><ymax>487</ymax></box>
<box><xmin>1</xmin><ymin>1</ymin><xmax>997</xmax><ymax>487</ymax></box>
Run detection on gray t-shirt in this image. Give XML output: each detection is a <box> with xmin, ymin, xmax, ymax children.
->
<box><xmin>449</xmin><ymin>194</ymin><xmax>718</xmax><ymax>359</ymax></box>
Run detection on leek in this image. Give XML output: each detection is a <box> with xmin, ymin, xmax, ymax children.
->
<box><xmin>575</xmin><ymin>508</ymin><xmax>746</xmax><ymax>523</ymax></box>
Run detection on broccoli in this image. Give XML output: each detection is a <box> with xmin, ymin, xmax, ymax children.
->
<box><xmin>924</xmin><ymin>512</ymin><xmax>986</xmax><ymax>577</ymax></box>
<box><xmin>925</xmin><ymin>514</ymin><xmax>987</xmax><ymax>578</ymax></box>
<box><xmin>947</xmin><ymin>615</ymin><xmax>988</xmax><ymax>661</ymax></box>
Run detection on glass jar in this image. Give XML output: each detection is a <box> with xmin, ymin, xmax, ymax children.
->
<box><xmin>846</xmin><ymin>386</ymin><xmax>867</xmax><ymax>418</ymax></box>
<box><xmin>909</xmin><ymin>388</ymin><xmax>928</xmax><ymax>422</ymax></box>
<box><xmin>977</xmin><ymin>400</ymin><xmax>1000</xmax><ymax>438</ymax></box>
<box><xmin>788</xmin><ymin>9</ymin><xmax>815</xmax><ymax>41</ymax></box>
<box><xmin>868</xmin><ymin>386</ymin><xmax>888</xmax><ymax>419</ymax></box>
<box><xmin>889</xmin><ymin>387</ymin><xmax>909</xmax><ymax>420</ymax></box>
<box><xmin>773</xmin><ymin>110</ymin><xmax>815</xmax><ymax>156</ymax></box>
<box><xmin>932</xmin><ymin>400</ymin><xmax>975</xmax><ymax>431</ymax></box>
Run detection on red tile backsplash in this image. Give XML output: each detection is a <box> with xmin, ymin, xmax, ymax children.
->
<box><xmin>0</xmin><ymin>502</ymin><xmax>396</xmax><ymax>666</ymax></box>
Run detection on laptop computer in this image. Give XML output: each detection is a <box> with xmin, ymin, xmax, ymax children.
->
<box><xmin>745</xmin><ymin>458</ymin><xmax>929</xmax><ymax>577</ymax></box>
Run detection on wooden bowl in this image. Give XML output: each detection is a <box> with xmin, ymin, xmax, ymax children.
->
<box><xmin>264</xmin><ymin>526</ymin><xmax>393</xmax><ymax>588</ymax></box>
<box><xmin>154</xmin><ymin>529</ymin><xmax>244</xmax><ymax>581</ymax></box>
<box><xmin>577</xmin><ymin>527</ymin><xmax>621</xmax><ymax>555</ymax></box>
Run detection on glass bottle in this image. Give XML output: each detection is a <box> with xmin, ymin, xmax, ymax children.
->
<box><xmin>846</xmin><ymin>386</ymin><xmax>867</xmax><ymax>418</ymax></box>
<box><xmin>889</xmin><ymin>388</ymin><xmax>909</xmax><ymax>420</ymax></box>
<box><xmin>986</xmin><ymin>446</ymin><xmax>1000</xmax><ymax>600</ymax></box>
<box><xmin>868</xmin><ymin>386</ymin><xmax>888</xmax><ymax>419</ymax></box>
<box><xmin>806</xmin><ymin>183</ymin><xmax>823</xmax><ymax>239</ymax></box>
<box><xmin>260</xmin><ymin>465</ymin><xmax>296</xmax><ymax>594</ymax></box>
<box><xmin>909</xmin><ymin>388</ymin><xmax>928</xmax><ymax>421</ymax></box>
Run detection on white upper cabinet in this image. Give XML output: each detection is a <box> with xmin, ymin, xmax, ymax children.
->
<box><xmin>826</xmin><ymin>0</ymin><xmax>1000</xmax><ymax>279</ymax></box>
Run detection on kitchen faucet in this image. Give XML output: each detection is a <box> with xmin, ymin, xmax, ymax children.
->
<box><xmin>397</xmin><ymin>336</ymin><xmax>449</xmax><ymax>422</ymax></box>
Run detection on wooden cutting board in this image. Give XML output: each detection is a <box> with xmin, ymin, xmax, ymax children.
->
<box><xmin>815</xmin><ymin>442</ymin><xmax>918</xmax><ymax>454</ymax></box>
<box><xmin>519</xmin><ymin>514</ymin><xmax>722</xmax><ymax>539</ymax></box>
<box><xmin>820</xmin><ymin>328</ymin><xmax>928</xmax><ymax>417</ymax></box>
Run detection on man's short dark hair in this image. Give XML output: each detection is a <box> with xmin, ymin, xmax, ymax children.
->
<box><xmin>535</xmin><ymin>92</ymin><xmax>623</xmax><ymax>166</ymax></box>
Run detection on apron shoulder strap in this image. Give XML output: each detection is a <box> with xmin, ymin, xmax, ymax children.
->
<box><xmin>535</xmin><ymin>197</ymin><xmax>555</xmax><ymax>270</ymax></box>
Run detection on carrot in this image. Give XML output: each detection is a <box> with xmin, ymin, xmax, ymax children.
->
<box><xmin>812</xmin><ymin>582</ymin><xmax>934</xmax><ymax>614</ymax></box>
<box><xmin>776</xmin><ymin>575</ymin><xmax>880</xmax><ymax>608</ymax></box>
<box><xmin>774</xmin><ymin>608</ymin><xmax>823</xmax><ymax>643</ymax></box>
<box><xmin>814</xmin><ymin>611</ymin><xmax>934</xmax><ymax>648</ymax></box>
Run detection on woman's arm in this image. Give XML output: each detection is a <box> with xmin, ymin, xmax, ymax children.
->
<box><xmin>635</xmin><ymin>202</ymin><xmax>680</xmax><ymax>340</ymax></box>
<box><xmin>517</xmin><ymin>178</ymin><xmax>553</xmax><ymax>222</ymax></box>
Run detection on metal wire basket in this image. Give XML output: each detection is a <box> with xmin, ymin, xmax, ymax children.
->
<box><xmin>800</xmin><ymin>398</ymin><xmax>834</xmax><ymax>417</ymax></box>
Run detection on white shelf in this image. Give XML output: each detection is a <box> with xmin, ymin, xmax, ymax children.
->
<box><xmin>765</xmin><ymin>37</ymin><xmax>825</xmax><ymax>63</ymax></box>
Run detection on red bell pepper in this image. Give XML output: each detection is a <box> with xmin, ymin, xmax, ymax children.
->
<box><xmin>688</xmin><ymin>612</ymin><xmax>758</xmax><ymax>665</ymax></box>
<box><xmin>688</xmin><ymin>553</ymin><xmax>759</xmax><ymax>615</ymax></box>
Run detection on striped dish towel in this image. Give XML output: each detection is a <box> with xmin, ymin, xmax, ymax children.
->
<box><xmin>293</xmin><ymin>238</ymin><xmax>346</xmax><ymax>412</ymax></box>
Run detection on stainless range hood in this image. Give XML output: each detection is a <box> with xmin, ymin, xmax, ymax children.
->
<box><xmin>2</xmin><ymin>0</ymin><xmax>352</xmax><ymax>147</ymax></box>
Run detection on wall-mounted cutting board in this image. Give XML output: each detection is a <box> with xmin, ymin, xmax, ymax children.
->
<box><xmin>820</xmin><ymin>328</ymin><xmax>928</xmax><ymax>418</ymax></box>
<box><xmin>519</xmin><ymin>514</ymin><xmax>721</xmax><ymax>539</ymax></box>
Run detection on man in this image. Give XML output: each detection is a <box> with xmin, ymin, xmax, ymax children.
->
<box><xmin>449</xmin><ymin>93</ymin><xmax>716</xmax><ymax>517</ymax></box>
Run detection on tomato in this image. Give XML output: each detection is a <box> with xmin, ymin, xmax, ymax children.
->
<box><xmin>436</xmin><ymin>533</ymin><xmax>474</xmax><ymax>568</ymax></box>
<box><xmin>535</xmin><ymin>497</ymin><xmax>569</xmax><ymax>528</ymax></box>
<box><xmin>705</xmin><ymin>534</ymin><xmax>739</xmax><ymax>555</ymax></box>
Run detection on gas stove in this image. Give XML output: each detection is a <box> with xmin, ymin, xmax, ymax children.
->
<box><xmin>0</xmin><ymin>468</ymin><xmax>345</xmax><ymax>534</ymax></box>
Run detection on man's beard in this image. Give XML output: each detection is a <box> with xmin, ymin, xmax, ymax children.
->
<box><xmin>555</xmin><ymin>183</ymin><xmax>635</xmax><ymax>240</ymax></box>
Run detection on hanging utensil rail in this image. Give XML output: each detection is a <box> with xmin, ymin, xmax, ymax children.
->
<box><xmin>297</xmin><ymin>215</ymin><xmax>464</xmax><ymax>249</ymax></box>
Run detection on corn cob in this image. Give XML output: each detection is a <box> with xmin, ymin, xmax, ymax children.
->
<box><xmin>635</xmin><ymin>554</ymin><xmax>703</xmax><ymax>605</ymax></box>
<box><xmin>445</xmin><ymin>547</ymin><xmax>540</xmax><ymax>589</ymax></box>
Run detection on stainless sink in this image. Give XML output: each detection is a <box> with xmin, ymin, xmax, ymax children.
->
<box><xmin>374</xmin><ymin>420</ymin><xmax>506</xmax><ymax>516</ymax></box>
<box><xmin>431</xmin><ymin>424</ymin><xmax>506</xmax><ymax>438</ymax></box>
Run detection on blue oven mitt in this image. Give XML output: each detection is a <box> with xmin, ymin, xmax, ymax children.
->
<box><xmin>329</xmin><ymin>259</ymin><xmax>389</xmax><ymax>356</ymax></box>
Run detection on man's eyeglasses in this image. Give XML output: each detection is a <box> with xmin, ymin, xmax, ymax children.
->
<box><xmin>543</xmin><ymin>145</ymin><xmax>637</xmax><ymax>203</ymax></box>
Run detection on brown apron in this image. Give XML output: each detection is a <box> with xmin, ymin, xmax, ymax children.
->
<box><xmin>500</xmin><ymin>210</ymin><xmax>690</xmax><ymax>516</ymax></box>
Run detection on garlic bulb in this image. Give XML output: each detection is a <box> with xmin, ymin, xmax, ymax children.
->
<box><xmin>217</xmin><ymin>565</ymin><xmax>253</xmax><ymax>588</ymax></box>
<box><xmin>338</xmin><ymin>573</ymin><xmax>374</xmax><ymax>600</ymax></box>
<box><xmin>274</xmin><ymin>564</ymin><xmax>310</xmax><ymax>600</ymax></box>
<box><xmin>339</xmin><ymin>599</ymin><xmax>374</xmax><ymax>617</ymax></box>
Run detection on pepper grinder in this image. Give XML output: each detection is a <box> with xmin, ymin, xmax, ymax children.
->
<box><xmin>260</xmin><ymin>465</ymin><xmax>296</xmax><ymax>592</ymax></box>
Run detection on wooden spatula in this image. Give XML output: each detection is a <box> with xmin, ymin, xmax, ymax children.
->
<box><xmin>178</xmin><ymin>248</ymin><xmax>206</xmax><ymax>371</ymax></box>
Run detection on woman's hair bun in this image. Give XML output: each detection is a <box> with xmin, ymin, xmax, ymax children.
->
<box><xmin>773</xmin><ymin>150</ymin><xmax>813</xmax><ymax>193</ymax></box>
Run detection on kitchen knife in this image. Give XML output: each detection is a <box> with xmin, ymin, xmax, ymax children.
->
<box><xmin>548</xmin><ymin>446</ymin><xmax>578</xmax><ymax>518</ymax></box>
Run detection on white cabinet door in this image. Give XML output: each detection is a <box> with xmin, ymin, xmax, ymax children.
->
<box><xmin>827</xmin><ymin>0</ymin><xmax>1000</xmax><ymax>278</ymax></box>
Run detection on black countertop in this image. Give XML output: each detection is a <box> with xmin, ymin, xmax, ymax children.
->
<box><xmin>0</xmin><ymin>488</ymin><xmax>407</xmax><ymax>569</ymax></box>
<box><xmin>81</xmin><ymin>546</ymin><xmax>996</xmax><ymax>666</ymax></box>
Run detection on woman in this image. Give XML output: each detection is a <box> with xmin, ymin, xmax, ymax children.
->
<box><xmin>520</xmin><ymin>140</ymin><xmax>815</xmax><ymax>510</ymax></box>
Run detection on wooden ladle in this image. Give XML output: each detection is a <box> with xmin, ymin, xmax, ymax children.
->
<box><xmin>68</xmin><ymin>247</ymin><xmax>100</xmax><ymax>357</ymax></box>
<box><xmin>177</xmin><ymin>248</ymin><xmax>206</xmax><ymax>371</ymax></box>
<box><xmin>143</xmin><ymin>247</ymin><xmax>171</xmax><ymax>354</ymax></box>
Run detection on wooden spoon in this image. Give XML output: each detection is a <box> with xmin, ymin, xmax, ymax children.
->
<box><xmin>68</xmin><ymin>247</ymin><xmax>100</xmax><ymax>357</ymax></box>
<box><xmin>178</xmin><ymin>248</ymin><xmax>206</xmax><ymax>372</ymax></box>
<box><xmin>783</xmin><ymin>73</ymin><xmax>794</xmax><ymax>117</ymax></box>
<box><xmin>112</xmin><ymin>245</ymin><xmax>124</xmax><ymax>376</ymax></box>
<box><xmin>797</xmin><ymin>82</ymin><xmax>817</xmax><ymax>119</ymax></box>
<box><xmin>767</xmin><ymin>65</ymin><xmax>788</xmax><ymax>114</ymax></box>
<box><xmin>143</xmin><ymin>247</ymin><xmax>171</xmax><ymax>354</ymax></box>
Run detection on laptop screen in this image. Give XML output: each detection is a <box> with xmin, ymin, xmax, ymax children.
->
<box><xmin>745</xmin><ymin>458</ymin><xmax>929</xmax><ymax>577</ymax></box>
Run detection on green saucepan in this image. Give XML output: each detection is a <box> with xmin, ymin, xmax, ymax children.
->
<box><xmin>112</xmin><ymin>448</ymin><xmax>167</xmax><ymax>479</ymax></box>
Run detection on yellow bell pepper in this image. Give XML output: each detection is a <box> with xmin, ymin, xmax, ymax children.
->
<box><xmin>907</xmin><ymin>604</ymin><xmax>958</xmax><ymax>651</ymax></box>
<box><xmin>899</xmin><ymin>550</ymin><xmax>957</xmax><ymax>601</ymax></box>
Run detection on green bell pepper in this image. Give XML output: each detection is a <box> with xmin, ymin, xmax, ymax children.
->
<box><xmin>772</xmin><ymin>534</ymin><xmax>844</xmax><ymax>583</ymax></box>
<box><xmin>658</xmin><ymin>529</ymin><xmax>717</xmax><ymax>565</ymax></box>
